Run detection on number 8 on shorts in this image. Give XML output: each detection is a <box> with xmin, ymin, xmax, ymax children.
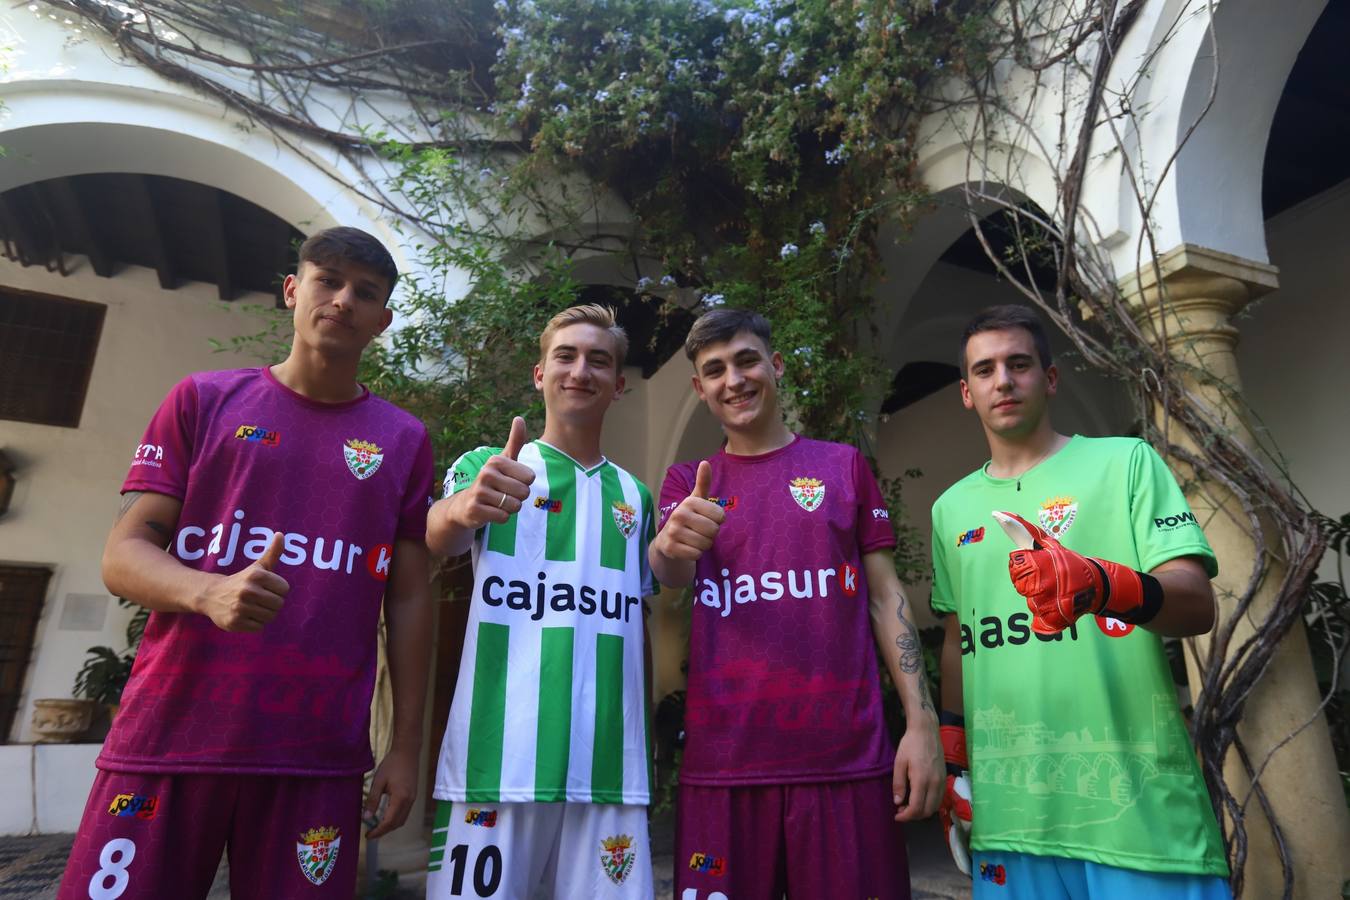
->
<box><xmin>89</xmin><ymin>838</ymin><xmax>136</xmax><ymax>900</ymax></box>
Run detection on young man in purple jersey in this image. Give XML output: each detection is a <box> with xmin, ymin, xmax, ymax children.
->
<box><xmin>58</xmin><ymin>227</ymin><xmax>435</xmax><ymax>899</ymax></box>
<box><xmin>650</xmin><ymin>309</ymin><xmax>943</xmax><ymax>899</ymax></box>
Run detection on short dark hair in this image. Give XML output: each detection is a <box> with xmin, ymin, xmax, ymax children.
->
<box><xmin>298</xmin><ymin>226</ymin><xmax>399</xmax><ymax>302</ymax></box>
<box><xmin>684</xmin><ymin>308</ymin><xmax>773</xmax><ymax>363</ymax></box>
<box><xmin>958</xmin><ymin>305</ymin><xmax>1053</xmax><ymax>375</ymax></box>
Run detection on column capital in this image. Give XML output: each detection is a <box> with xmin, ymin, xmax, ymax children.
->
<box><xmin>1119</xmin><ymin>244</ymin><xmax>1279</xmax><ymax>351</ymax></box>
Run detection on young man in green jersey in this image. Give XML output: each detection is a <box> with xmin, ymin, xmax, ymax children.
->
<box><xmin>932</xmin><ymin>305</ymin><xmax>1231</xmax><ymax>899</ymax></box>
<box><xmin>425</xmin><ymin>304</ymin><xmax>656</xmax><ymax>898</ymax></box>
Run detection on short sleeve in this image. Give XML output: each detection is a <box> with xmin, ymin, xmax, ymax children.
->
<box><xmin>929</xmin><ymin>504</ymin><xmax>957</xmax><ymax>614</ymax></box>
<box><xmin>121</xmin><ymin>376</ymin><xmax>198</xmax><ymax>499</ymax></box>
<box><xmin>657</xmin><ymin>463</ymin><xmax>694</xmax><ymax>532</ymax></box>
<box><xmin>397</xmin><ymin>429</ymin><xmax>436</xmax><ymax>541</ymax></box>
<box><xmin>1128</xmin><ymin>441</ymin><xmax>1219</xmax><ymax>578</ymax></box>
<box><xmin>442</xmin><ymin>447</ymin><xmax>499</xmax><ymax>500</ymax></box>
<box><xmin>853</xmin><ymin>448</ymin><xmax>896</xmax><ymax>554</ymax></box>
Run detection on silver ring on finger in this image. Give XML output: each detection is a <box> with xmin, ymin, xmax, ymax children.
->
<box><xmin>497</xmin><ymin>491</ymin><xmax>509</xmax><ymax>509</ymax></box>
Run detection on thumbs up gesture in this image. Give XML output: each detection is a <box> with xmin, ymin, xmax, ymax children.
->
<box><xmin>460</xmin><ymin>416</ymin><xmax>537</xmax><ymax>529</ymax></box>
<box><xmin>652</xmin><ymin>461</ymin><xmax>726</xmax><ymax>562</ymax></box>
<box><xmin>198</xmin><ymin>531</ymin><xmax>290</xmax><ymax>632</ymax></box>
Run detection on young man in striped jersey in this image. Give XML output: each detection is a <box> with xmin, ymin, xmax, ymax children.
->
<box><xmin>651</xmin><ymin>309</ymin><xmax>943</xmax><ymax>899</ymax></box>
<box><xmin>426</xmin><ymin>304</ymin><xmax>657</xmax><ymax>898</ymax></box>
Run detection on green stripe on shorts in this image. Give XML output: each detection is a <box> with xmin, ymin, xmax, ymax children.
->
<box><xmin>428</xmin><ymin>800</ymin><xmax>453</xmax><ymax>871</ymax></box>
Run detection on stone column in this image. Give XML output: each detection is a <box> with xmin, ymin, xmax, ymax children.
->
<box><xmin>1121</xmin><ymin>244</ymin><xmax>1350</xmax><ymax>899</ymax></box>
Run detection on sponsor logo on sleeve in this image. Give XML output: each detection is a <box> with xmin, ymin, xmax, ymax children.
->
<box><xmin>688</xmin><ymin>851</ymin><xmax>726</xmax><ymax>876</ymax></box>
<box><xmin>612</xmin><ymin>500</ymin><xmax>638</xmax><ymax>538</ymax></box>
<box><xmin>296</xmin><ymin>826</ymin><xmax>341</xmax><ymax>885</ymax></box>
<box><xmin>872</xmin><ymin>507</ymin><xmax>890</xmax><ymax>520</ymax></box>
<box><xmin>234</xmin><ymin>424</ymin><xmax>280</xmax><ymax>446</ymax></box>
<box><xmin>788</xmin><ymin>476</ymin><xmax>825</xmax><ymax>512</ymax></box>
<box><xmin>343</xmin><ymin>439</ymin><xmax>384</xmax><ymax>480</ymax></box>
<box><xmin>107</xmin><ymin>793</ymin><xmax>159</xmax><ymax>820</ymax></box>
<box><xmin>1037</xmin><ymin>496</ymin><xmax>1078</xmax><ymax>538</ymax></box>
<box><xmin>1154</xmin><ymin>511</ymin><xmax>1198</xmax><ymax>531</ymax></box>
<box><xmin>131</xmin><ymin>443</ymin><xmax>164</xmax><ymax>469</ymax></box>
<box><xmin>600</xmin><ymin>834</ymin><xmax>636</xmax><ymax>885</ymax></box>
<box><xmin>464</xmin><ymin>808</ymin><xmax>498</xmax><ymax>827</ymax></box>
<box><xmin>956</xmin><ymin>526</ymin><xmax>985</xmax><ymax>548</ymax></box>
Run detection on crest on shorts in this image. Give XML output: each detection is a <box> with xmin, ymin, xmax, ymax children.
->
<box><xmin>1038</xmin><ymin>495</ymin><xmax>1077</xmax><ymax>538</ymax></box>
<box><xmin>600</xmin><ymin>834</ymin><xmax>636</xmax><ymax>884</ymax></box>
<box><xmin>296</xmin><ymin>826</ymin><xmax>341</xmax><ymax>886</ymax></box>
<box><xmin>789</xmin><ymin>476</ymin><xmax>825</xmax><ymax>512</ymax></box>
<box><xmin>611</xmin><ymin>500</ymin><xmax>638</xmax><ymax>539</ymax></box>
<box><xmin>343</xmin><ymin>439</ymin><xmax>384</xmax><ymax>480</ymax></box>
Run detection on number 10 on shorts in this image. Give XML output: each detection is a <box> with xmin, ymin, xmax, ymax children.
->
<box><xmin>682</xmin><ymin>890</ymin><xmax>728</xmax><ymax>900</ymax></box>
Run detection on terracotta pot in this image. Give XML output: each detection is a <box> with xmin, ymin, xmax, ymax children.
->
<box><xmin>31</xmin><ymin>698</ymin><xmax>95</xmax><ymax>743</ymax></box>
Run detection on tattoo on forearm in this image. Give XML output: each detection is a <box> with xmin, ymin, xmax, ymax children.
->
<box><xmin>116</xmin><ymin>491</ymin><xmax>144</xmax><ymax>522</ymax></box>
<box><xmin>895</xmin><ymin>592</ymin><xmax>922</xmax><ymax>674</ymax></box>
<box><xmin>895</xmin><ymin>590</ymin><xmax>936</xmax><ymax>714</ymax></box>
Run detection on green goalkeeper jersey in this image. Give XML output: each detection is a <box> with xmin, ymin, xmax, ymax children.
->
<box><xmin>433</xmin><ymin>440</ymin><xmax>656</xmax><ymax>805</ymax></box>
<box><xmin>931</xmin><ymin>435</ymin><xmax>1227</xmax><ymax>876</ymax></box>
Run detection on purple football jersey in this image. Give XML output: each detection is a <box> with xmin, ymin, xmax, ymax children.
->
<box><xmin>99</xmin><ymin>367</ymin><xmax>434</xmax><ymax>776</ymax></box>
<box><xmin>659</xmin><ymin>436</ymin><xmax>894</xmax><ymax>785</ymax></box>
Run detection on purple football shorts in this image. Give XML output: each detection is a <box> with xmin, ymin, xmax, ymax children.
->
<box><xmin>58</xmin><ymin>769</ymin><xmax>362</xmax><ymax>900</ymax></box>
<box><xmin>675</xmin><ymin>774</ymin><xmax>911</xmax><ymax>900</ymax></box>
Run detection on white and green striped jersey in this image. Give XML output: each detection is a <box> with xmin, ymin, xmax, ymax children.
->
<box><xmin>433</xmin><ymin>440</ymin><xmax>656</xmax><ymax>805</ymax></box>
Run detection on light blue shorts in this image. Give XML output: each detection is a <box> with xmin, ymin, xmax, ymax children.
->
<box><xmin>971</xmin><ymin>851</ymin><xmax>1231</xmax><ymax>900</ymax></box>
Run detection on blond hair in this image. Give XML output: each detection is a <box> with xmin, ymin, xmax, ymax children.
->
<box><xmin>538</xmin><ymin>304</ymin><xmax>629</xmax><ymax>371</ymax></box>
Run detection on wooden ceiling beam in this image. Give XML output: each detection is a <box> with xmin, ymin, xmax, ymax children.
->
<box><xmin>125</xmin><ymin>174</ymin><xmax>176</xmax><ymax>290</ymax></box>
<box><xmin>197</xmin><ymin>185</ymin><xmax>234</xmax><ymax>301</ymax></box>
<box><xmin>42</xmin><ymin>178</ymin><xmax>115</xmax><ymax>278</ymax></box>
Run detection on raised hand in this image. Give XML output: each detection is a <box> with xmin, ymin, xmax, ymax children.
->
<box><xmin>993</xmin><ymin>510</ymin><xmax>1161</xmax><ymax>634</ymax></box>
<box><xmin>653</xmin><ymin>461</ymin><xmax>725</xmax><ymax>563</ymax></box>
<box><xmin>198</xmin><ymin>531</ymin><xmax>290</xmax><ymax>632</ymax></box>
<box><xmin>458</xmin><ymin>417</ymin><xmax>536</xmax><ymax>529</ymax></box>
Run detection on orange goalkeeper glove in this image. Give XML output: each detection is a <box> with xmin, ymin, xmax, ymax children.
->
<box><xmin>938</xmin><ymin>712</ymin><xmax>973</xmax><ymax>877</ymax></box>
<box><xmin>992</xmin><ymin>511</ymin><xmax>1163</xmax><ymax>635</ymax></box>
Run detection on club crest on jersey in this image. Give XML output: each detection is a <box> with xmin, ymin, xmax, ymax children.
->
<box><xmin>600</xmin><ymin>834</ymin><xmax>636</xmax><ymax>884</ymax></box>
<box><xmin>296</xmin><ymin>826</ymin><xmax>341</xmax><ymax>885</ymax></box>
<box><xmin>612</xmin><ymin>500</ymin><xmax>638</xmax><ymax>538</ymax></box>
<box><xmin>343</xmin><ymin>439</ymin><xmax>383</xmax><ymax>480</ymax></box>
<box><xmin>789</xmin><ymin>477</ymin><xmax>825</xmax><ymax>512</ymax></box>
<box><xmin>1038</xmin><ymin>496</ymin><xmax>1077</xmax><ymax>538</ymax></box>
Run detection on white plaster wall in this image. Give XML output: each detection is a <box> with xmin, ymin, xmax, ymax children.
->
<box><xmin>1240</xmin><ymin>180</ymin><xmax>1350</xmax><ymax>576</ymax></box>
<box><xmin>0</xmin><ymin>743</ymin><xmax>100</xmax><ymax>835</ymax></box>
<box><xmin>0</xmin><ymin>255</ymin><xmax>266</xmax><ymax>742</ymax></box>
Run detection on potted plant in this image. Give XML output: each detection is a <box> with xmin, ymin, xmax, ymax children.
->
<box><xmin>73</xmin><ymin>599</ymin><xmax>148</xmax><ymax>717</ymax></box>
